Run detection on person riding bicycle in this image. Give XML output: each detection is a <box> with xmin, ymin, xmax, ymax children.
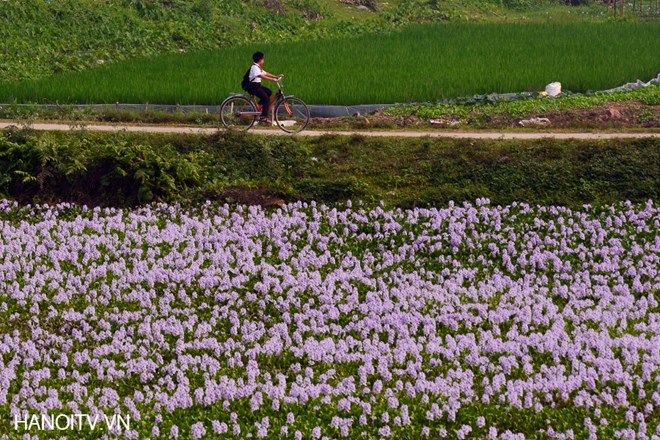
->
<box><xmin>245</xmin><ymin>51</ymin><xmax>283</xmax><ymax>124</ymax></box>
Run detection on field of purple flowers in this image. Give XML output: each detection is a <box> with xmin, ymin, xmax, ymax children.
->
<box><xmin>0</xmin><ymin>199</ymin><xmax>659</xmax><ymax>439</ymax></box>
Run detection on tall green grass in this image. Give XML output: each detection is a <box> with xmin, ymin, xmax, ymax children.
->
<box><xmin>1</xmin><ymin>22</ymin><xmax>658</xmax><ymax>105</ymax></box>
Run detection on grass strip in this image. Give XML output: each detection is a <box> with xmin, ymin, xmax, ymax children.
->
<box><xmin>1</xmin><ymin>22</ymin><xmax>659</xmax><ymax>105</ymax></box>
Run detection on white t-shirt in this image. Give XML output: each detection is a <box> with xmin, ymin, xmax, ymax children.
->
<box><xmin>249</xmin><ymin>63</ymin><xmax>269</xmax><ymax>83</ymax></box>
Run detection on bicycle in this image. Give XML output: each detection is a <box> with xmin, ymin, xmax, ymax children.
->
<box><xmin>219</xmin><ymin>77</ymin><xmax>310</xmax><ymax>134</ymax></box>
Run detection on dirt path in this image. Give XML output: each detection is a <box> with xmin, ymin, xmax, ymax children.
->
<box><xmin>1</xmin><ymin>122</ymin><xmax>658</xmax><ymax>139</ymax></box>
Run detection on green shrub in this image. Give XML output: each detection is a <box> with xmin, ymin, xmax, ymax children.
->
<box><xmin>0</xmin><ymin>129</ymin><xmax>209</xmax><ymax>205</ymax></box>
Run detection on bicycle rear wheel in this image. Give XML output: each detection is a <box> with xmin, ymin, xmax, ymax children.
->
<box><xmin>220</xmin><ymin>96</ymin><xmax>257</xmax><ymax>131</ymax></box>
<box><xmin>274</xmin><ymin>97</ymin><xmax>310</xmax><ymax>133</ymax></box>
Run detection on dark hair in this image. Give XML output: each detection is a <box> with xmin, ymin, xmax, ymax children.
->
<box><xmin>252</xmin><ymin>51</ymin><xmax>264</xmax><ymax>63</ymax></box>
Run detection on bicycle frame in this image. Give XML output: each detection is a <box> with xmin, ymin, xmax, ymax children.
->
<box><xmin>236</xmin><ymin>79</ymin><xmax>292</xmax><ymax>118</ymax></box>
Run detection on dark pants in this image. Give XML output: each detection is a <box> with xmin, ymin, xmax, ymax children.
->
<box><xmin>247</xmin><ymin>83</ymin><xmax>272</xmax><ymax>117</ymax></box>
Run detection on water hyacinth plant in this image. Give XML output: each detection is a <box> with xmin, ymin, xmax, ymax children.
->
<box><xmin>0</xmin><ymin>199</ymin><xmax>658</xmax><ymax>439</ymax></box>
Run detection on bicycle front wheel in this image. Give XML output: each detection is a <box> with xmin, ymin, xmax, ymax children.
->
<box><xmin>274</xmin><ymin>97</ymin><xmax>310</xmax><ymax>133</ymax></box>
<box><xmin>220</xmin><ymin>96</ymin><xmax>257</xmax><ymax>131</ymax></box>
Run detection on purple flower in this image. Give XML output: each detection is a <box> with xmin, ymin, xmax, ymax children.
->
<box><xmin>2</xmin><ymin>200</ymin><xmax>659</xmax><ymax>439</ymax></box>
<box><xmin>212</xmin><ymin>421</ymin><xmax>228</xmax><ymax>434</ymax></box>
<box><xmin>378</xmin><ymin>426</ymin><xmax>391</xmax><ymax>437</ymax></box>
<box><xmin>191</xmin><ymin>422</ymin><xmax>206</xmax><ymax>439</ymax></box>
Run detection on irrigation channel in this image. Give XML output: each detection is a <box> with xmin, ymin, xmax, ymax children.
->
<box><xmin>0</xmin><ymin>122</ymin><xmax>658</xmax><ymax>139</ymax></box>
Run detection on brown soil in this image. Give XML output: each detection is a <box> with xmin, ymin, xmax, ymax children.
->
<box><xmin>536</xmin><ymin>101</ymin><xmax>659</xmax><ymax>129</ymax></box>
<box><xmin>217</xmin><ymin>187</ymin><xmax>286</xmax><ymax>208</ymax></box>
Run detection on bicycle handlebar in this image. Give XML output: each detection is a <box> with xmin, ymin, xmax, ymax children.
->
<box><xmin>276</xmin><ymin>75</ymin><xmax>285</xmax><ymax>91</ymax></box>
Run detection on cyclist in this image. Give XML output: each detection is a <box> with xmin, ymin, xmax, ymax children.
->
<box><xmin>245</xmin><ymin>51</ymin><xmax>283</xmax><ymax>124</ymax></box>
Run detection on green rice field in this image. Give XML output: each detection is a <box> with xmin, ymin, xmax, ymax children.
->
<box><xmin>0</xmin><ymin>22</ymin><xmax>658</xmax><ymax>105</ymax></box>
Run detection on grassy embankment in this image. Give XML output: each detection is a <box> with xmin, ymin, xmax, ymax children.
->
<box><xmin>382</xmin><ymin>82</ymin><xmax>660</xmax><ymax>128</ymax></box>
<box><xmin>0</xmin><ymin>128</ymin><xmax>658</xmax><ymax>208</ymax></box>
